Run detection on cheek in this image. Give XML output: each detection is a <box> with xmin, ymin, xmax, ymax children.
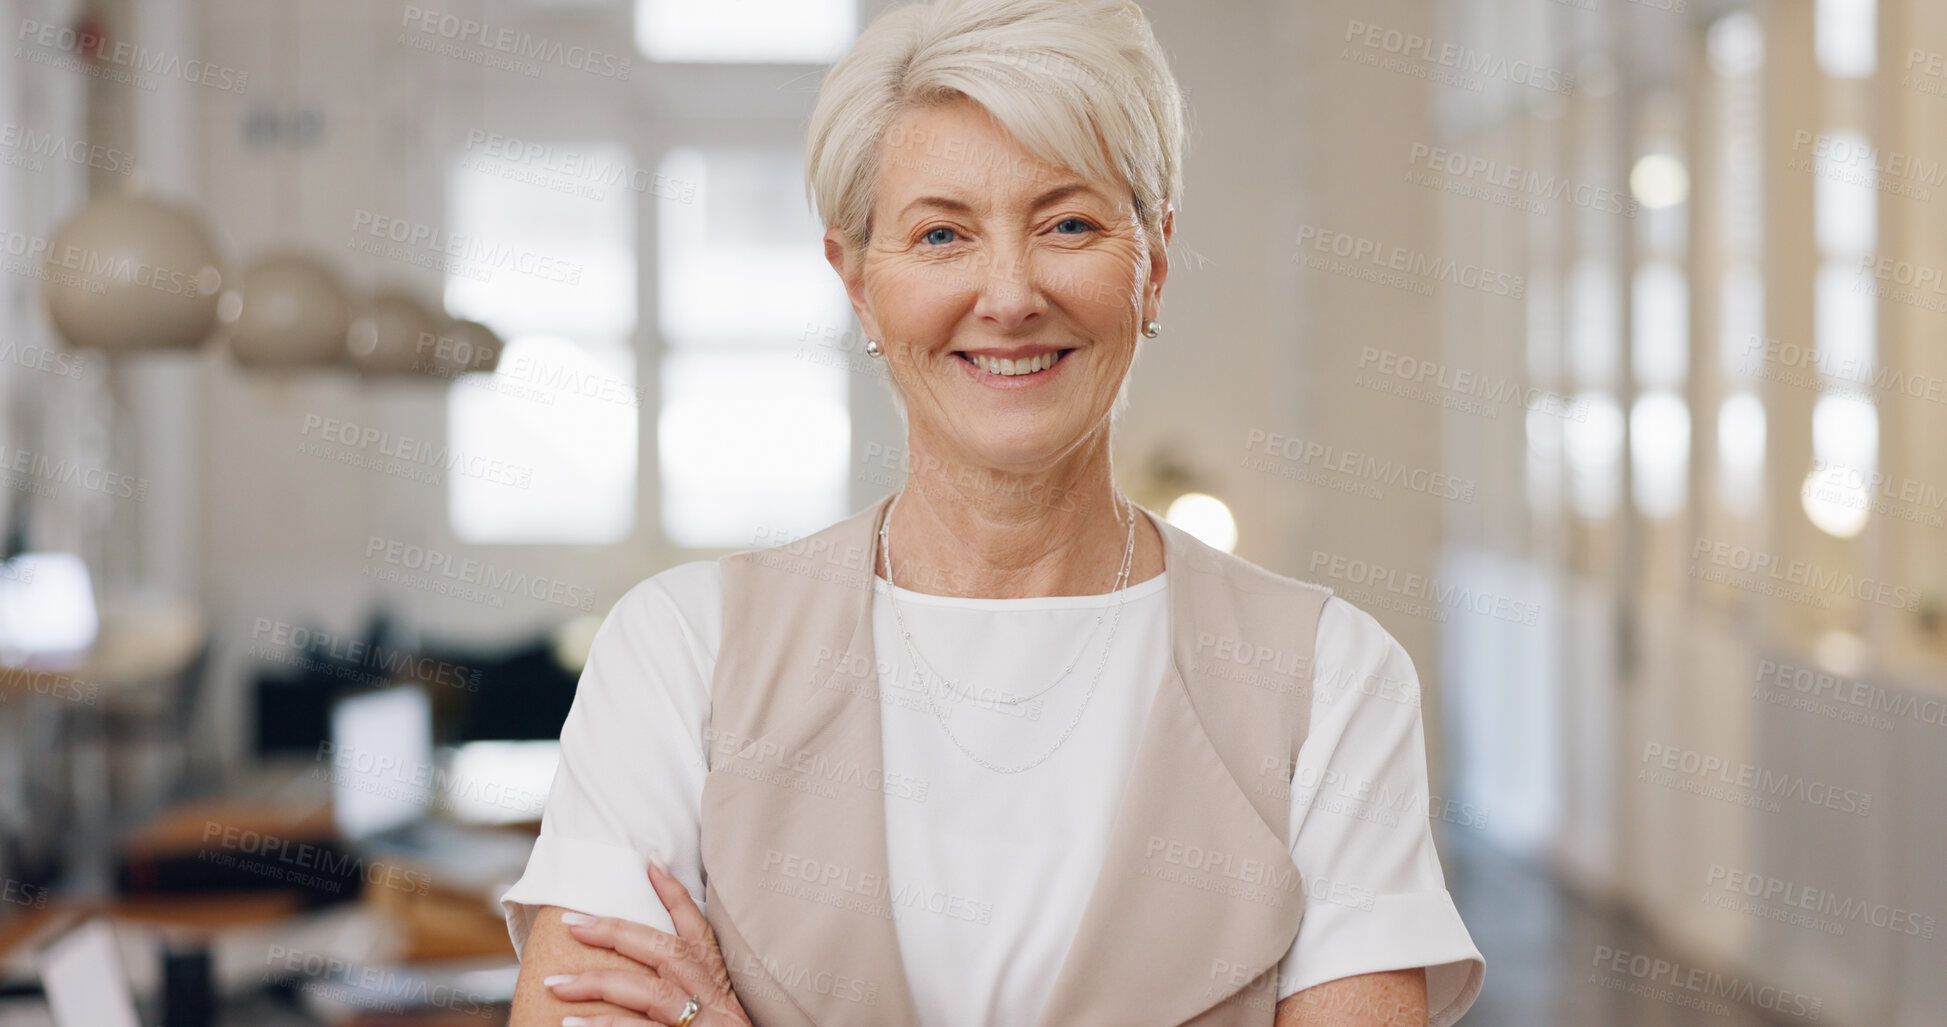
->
<box><xmin>1049</xmin><ymin>250</ymin><xmax>1142</xmax><ymax>317</ymax></box>
<box><xmin>870</xmin><ymin>265</ymin><xmax>973</xmax><ymax>333</ymax></box>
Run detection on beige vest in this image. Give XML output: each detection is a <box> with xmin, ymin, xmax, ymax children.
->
<box><xmin>701</xmin><ymin>495</ymin><xmax>1331</xmax><ymax>1026</ymax></box>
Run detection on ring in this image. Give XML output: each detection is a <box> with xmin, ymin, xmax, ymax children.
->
<box><xmin>674</xmin><ymin>995</ymin><xmax>702</xmax><ymax>1027</ymax></box>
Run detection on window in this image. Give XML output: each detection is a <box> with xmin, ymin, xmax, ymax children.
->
<box><xmin>1814</xmin><ymin>0</ymin><xmax>1876</xmax><ymax>78</ymax></box>
<box><xmin>655</xmin><ymin>147</ymin><xmax>853</xmax><ymax>547</ymax></box>
<box><xmin>1801</xmin><ymin>2</ymin><xmax>1880</xmax><ymax>539</ymax></box>
<box><xmin>636</xmin><ymin>0</ymin><xmax>857</xmax><ymax>63</ymax></box>
<box><xmin>444</xmin><ymin>142</ymin><xmax>640</xmax><ymax>544</ymax></box>
<box><xmin>1710</xmin><ymin>12</ymin><xmax>1765</xmax><ymax>520</ymax></box>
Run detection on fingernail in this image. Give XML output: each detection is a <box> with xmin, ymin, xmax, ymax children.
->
<box><xmin>543</xmin><ymin>974</ymin><xmax>577</xmax><ymax>987</ymax></box>
<box><xmin>560</xmin><ymin>911</ymin><xmax>597</xmax><ymax>926</ymax></box>
<box><xmin>562</xmin><ymin>1018</ymin><xmax>591</xmax><ymax>1026</ymax></box>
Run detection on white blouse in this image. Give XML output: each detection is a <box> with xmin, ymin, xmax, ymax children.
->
<box><xmin>501</xmin><ymin>561</ymin><xmax>1485</xmax><ymax>1026</ymax></box>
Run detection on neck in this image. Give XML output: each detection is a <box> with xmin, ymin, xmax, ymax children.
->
<box><xmin>882</xmin><ymin>431</ymin><xmax>1165</xmax><ymax>599</ymax></box>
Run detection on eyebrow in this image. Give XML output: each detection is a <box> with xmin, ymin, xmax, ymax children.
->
<box><xmin>895</xmin><ymin>182</ymin><xmax>1099</xmax><ymax>222</ymax></box>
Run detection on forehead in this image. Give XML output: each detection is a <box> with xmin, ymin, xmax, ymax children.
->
<box><xmin>872</xmin><ymin>98</ymin><xmax>1115</xmax><ymax>213</ymax></box>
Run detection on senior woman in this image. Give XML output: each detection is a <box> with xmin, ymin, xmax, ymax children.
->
<box><xmin>502</xmin><ymin>0</ymin><xmax>1483</xmax><ymax>1024</ymax></box>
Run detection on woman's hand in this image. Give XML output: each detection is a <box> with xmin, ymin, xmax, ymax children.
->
<box><xmin>542</xmin><ymin>864</ymin><xmax>753</xmax><ymax>1027</ymax></box>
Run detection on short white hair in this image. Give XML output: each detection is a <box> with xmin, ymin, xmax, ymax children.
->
<box><xmin>807</xmin><ymin>0</ymin><xmax>1185</xmax><ymax>251</ymax></box>
<box><xmin>805</xmin><ymin>0</ymin><xmax>1186</xmax><ymax>424</ymax></box>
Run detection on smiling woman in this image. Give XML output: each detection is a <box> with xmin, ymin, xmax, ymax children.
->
<box><xmin>501</xmin><ymin>1</ymin><xmax>1484</xmax><ymax>1025</ymax></box>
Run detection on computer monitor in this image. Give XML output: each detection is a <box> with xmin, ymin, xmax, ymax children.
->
<box><xmin>327</xmin><ymin>684</ymin><xmax>434</xmax><ymax>841</ymax></box>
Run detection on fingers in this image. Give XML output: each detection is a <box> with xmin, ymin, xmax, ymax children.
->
<box><xmin>648</xmin><ymin>863</ymin><xmax>712</xmax><ymax>944</ymax></box>
<box><xmin>557</xmin><ymin>1015</ymin><xmax>654</xmax><ymax>1027</ymax></box>
<box><xmin>548</xmin><ymin>969</ymin><xmax>696</xmax><ymax>1023</ymax></box>
<box><xmin>566</xmin><ymin>912</ymin><xmax>694</xmax><ymax>971</ymax></box>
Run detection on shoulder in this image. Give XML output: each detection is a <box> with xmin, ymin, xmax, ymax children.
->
<box><xmin>1316</xmin><ymin>595</ymin><xmax>1413</xmax><ymax>670</ymax></box>
<box><xmin>1309</xmin><ymin>595</ymin><xmax>1424</xmax><ymax>717</ymax></box>
<box><xmin>1155</xmin><ymin>514</ymin><xmax>1333</xmax><ymax>601</ymax></box>
<box><xmin>595</xmin><ymin>560</ymin><xmax>725</xmax><ymax>651</ymax></box>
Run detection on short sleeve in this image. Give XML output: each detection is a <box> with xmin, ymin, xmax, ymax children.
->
<box><xmin>497</xmin><ymin>561</ymin><xmax>722</xmax><ymax>959</ymax></box>
<box><xmin>1274</xmin><ymin>597</ymin><xmax>1485</xmax><ymax>1025</ymax></box>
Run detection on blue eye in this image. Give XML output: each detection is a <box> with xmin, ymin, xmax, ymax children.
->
<box><xmin>922</xmin><ymin>226</ymin><xmax>957</xmax><ymax>245</ymax></box>
<box><xmin>1054</xmin><ymin>218</ymin><xmax>1095</xmax><ymax>234</ymax></box>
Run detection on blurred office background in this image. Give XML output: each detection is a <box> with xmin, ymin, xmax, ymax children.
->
<box><xmin>0</xmin><ymin>0</ymin><xmax>1942</xmax><ymax>1023</ymax></box>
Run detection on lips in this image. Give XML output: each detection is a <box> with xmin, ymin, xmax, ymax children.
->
<box><xmin>956</xmin><ymin>348</ymin><xmax>1074</xmax><ymax>377</ymax></box>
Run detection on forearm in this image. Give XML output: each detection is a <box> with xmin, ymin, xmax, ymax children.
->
<box><xmin>1274</xmin><ymin>967</ymin><xmax>1428</xmax><ymax>1026</ymax></box>
<box><xmin>510</xmin><ymin>904</ymin><xmax>653</xmax><ymax>1025</ymax></box>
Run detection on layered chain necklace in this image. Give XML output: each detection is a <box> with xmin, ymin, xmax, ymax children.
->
<box><xmin>878</xmin><ymin>489</ymin><xmax>1139</xmax><ymax>774</ymax></box>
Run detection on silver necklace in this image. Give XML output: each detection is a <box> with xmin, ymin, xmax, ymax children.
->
<box><xmin>878</xmin><ymin>490</ymin><xmax>1140</xmax><ymax>774</ymax></box>
<box><xmin>879</xmin><ymin>489</ymin><xmax>1136</xmax><ymax>705</ymax></box>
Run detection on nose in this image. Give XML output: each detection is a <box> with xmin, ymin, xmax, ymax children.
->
<box><xmin>970</xmin><ymin>243</ymin><xmax>1045</xmax><ymax>334</ymax></box>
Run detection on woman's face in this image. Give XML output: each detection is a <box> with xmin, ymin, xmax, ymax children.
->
<box><xmin>827</xmin><ymin>96</ymin><xmax>1170</xmax><ymax>473</ymax></box>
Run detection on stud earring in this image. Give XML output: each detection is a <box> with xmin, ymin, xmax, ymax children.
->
<box><xmin>864</xmin><ymin>338</ymin><xmax>882</xmax><ymax>357</ymax></box>
<box><xmin>1142</xmin><ymin>320</ymin><xmax>1162</xmax><ymax>339</ymax></box>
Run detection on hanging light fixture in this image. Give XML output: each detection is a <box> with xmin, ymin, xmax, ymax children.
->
<box><xmin>41</xmin><ymin>194</ymin><xmax>224</xmax><ymax>354</ymax></box>
<box><xmin>221</xmin><ymin>252</ymin><xmax>353</xmax><ymax>367</ymax></box>
<box><xmin>345</xmin><ymin>291</ymin><xmax>441</xmax><ymax>376</ymax></box>
<box><xmin>420</xmin><ymin>317</ymin><xmax>504</xmax><ymax>378</ymax></box>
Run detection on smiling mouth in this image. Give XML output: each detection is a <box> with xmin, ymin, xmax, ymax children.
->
<box><xmin>959</xmin><ymin>349</ymin><xmax>1074</xmax><ymax>376</ymax></box>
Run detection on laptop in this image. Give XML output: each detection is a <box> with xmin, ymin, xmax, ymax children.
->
<box><xmin>327</xmin><ymin>685</ymin><xmax>544</xmax><ymax>897</ymax></box>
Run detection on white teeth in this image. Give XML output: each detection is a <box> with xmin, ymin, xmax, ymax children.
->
<box><xmin>971</xmin><ymin>351</ymin><xmax>1058</xmax><ymax>376</ymax></box>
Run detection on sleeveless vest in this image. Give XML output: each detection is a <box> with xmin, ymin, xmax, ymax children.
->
<box><xmin>700</xmin><ymin>495</ymin><xmax>1332</xmax><ymax>1027</ymax></box>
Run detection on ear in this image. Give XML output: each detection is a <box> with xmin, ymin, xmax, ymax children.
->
<box><xmin>1142</xmin><ymin>207</ymin><xmax>1174</xmax><ymax>323</ymax></box>
<box><xmin>825</xmin><ymin>226</ymin><xmax>884</xmax><ymax>342</ymax></box>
